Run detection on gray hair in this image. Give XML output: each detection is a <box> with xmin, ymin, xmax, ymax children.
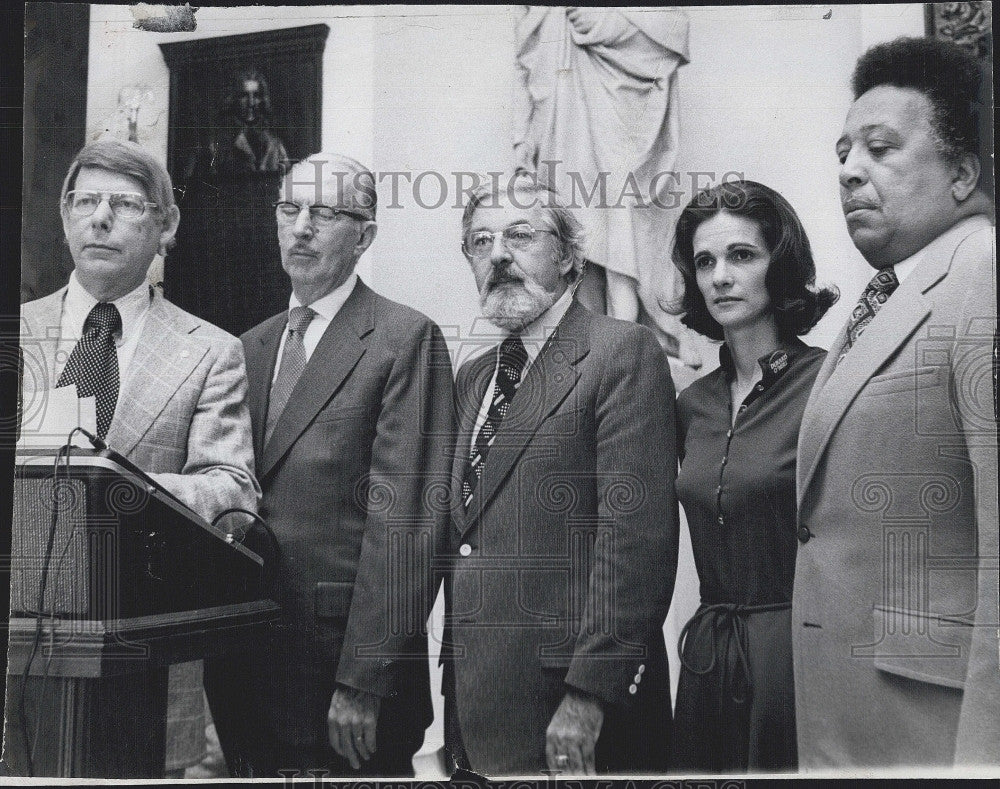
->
<box><xmin>61</xmin><ymin>138</ymin><xmax>176</xmax><ymax>221</ymax></box>
<box><xmin>288</xmin><ymin>152</ymin><xmax>377</xmax><ymax>221</ymax></box>
<box><xmin>461</xmin><ymin>176</ymin><xmax>586</xmax><ymax>283</ymax></box>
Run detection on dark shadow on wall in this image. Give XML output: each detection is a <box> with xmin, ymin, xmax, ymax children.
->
<box><xmin>159</xmin><ymin>25</ymin><xmax>329</xmax><ymax>338</ymax></box>
<box><xmin>925</xmin><ymin>2</ymin><xmax>995</xmax><ymax>200</ymax></box>
<box><xmin>20</xmin><ymin>2</ymin><xmax>88</xmax><ymax>303</ymax></box>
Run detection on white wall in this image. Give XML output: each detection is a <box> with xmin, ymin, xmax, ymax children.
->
<box><xmin>86</xmin><ymin>2</ymin><xmax>924</xmax><ymax>349</ymax></box>
<box><xmin>84</xmin><ymin>1</ymin><xmax>926</xmax><ymax>763</ymax></box>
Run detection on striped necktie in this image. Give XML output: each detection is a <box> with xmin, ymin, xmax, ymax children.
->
<box><xmin>265</xmin><ymin>305</ymin><xmax>316</xmax><ymax>444</ymax></box>
<box><xmin>462</xmin><ymin>335</ymin><xmax>528</xmax><ymax>509</ymax></box>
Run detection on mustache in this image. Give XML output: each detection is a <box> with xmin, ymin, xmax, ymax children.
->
<box><xmin>485</xmin><ymin>267</ymin><xmax>523</xmax><ymax>291</ymax></box>
<box><xmin>842</xmin><ymin>197</ymin><xmax>879</xmax><ymax>212</ymax></box>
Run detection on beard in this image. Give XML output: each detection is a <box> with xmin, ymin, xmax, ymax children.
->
<box><xmin>479</xmin><ymin>273</ymin><xmax>559</xmax><ymax>333</ymax></box>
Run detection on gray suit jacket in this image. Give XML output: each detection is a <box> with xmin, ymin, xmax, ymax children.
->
<box><xmin>793</xmin><ymin>214</ymin><xmax>998</xmax><ymax>768</ymax></box>
<box><xmin>444</xmin><ymin>300</ymin><xmax>679</xmax><ymax>774</ymax></box>
<box><xmin>241</xmin><ymin>279</ymin><xmax>455</xmax><ymax>747</ymax></box>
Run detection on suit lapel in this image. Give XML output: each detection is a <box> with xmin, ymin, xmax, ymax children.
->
<box><xmin>245</xmin><ymin>314</ymin><xmax>285</xmax><ymax>459</ymax></box>
<box><xmin>258</xmin><ymin>280</ymin><xmax>374</xmax><ymax>478</ymax></box>
<box><xmin>107</xmin><ymin>292</ymin><xmax>207</xmax><ymax>457</ymax></box>
<box><xmin>20</xmin><ymin>288</ymin><xmax>68</xmax><ymax>387</ymax></box>
<box><xmin>460</xmin><ymin>300</ymin><xmax>590</xmax><ymax>535</ymax></box>
<box><xmin>797</xmin><ymin>219</ymin><xmax>984</xmax><ymax>503</ymax></box>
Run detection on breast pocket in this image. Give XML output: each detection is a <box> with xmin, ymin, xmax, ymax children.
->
<box><xmin>313</xmin><ymin>404</ymin><xmax>372</xmax><ymax>424</ymax></box>
<box><xmin>864</xmin><ymin>365</ymin><xmax>942</xmax><ymax>397</ymax></box>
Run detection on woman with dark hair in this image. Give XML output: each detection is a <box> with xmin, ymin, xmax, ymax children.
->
<box><xmin>668</xmin><ymin>180</ymin><xmax>838</xmax><ymax>772</ymax></box>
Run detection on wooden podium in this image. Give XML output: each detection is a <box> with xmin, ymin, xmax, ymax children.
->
<box><xmin>3</xmin><ymin>450</ymin><xmax>279</xmax><ymax>778</ymax></box>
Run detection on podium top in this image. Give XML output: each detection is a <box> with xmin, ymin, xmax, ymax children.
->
<box><xmin>16</xmin><ymin>448</ymin><xmax>262</xmax><ymax>566</ymax></box>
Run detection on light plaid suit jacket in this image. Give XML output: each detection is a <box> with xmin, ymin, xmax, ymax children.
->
<box><xmin>18</xmin><ymin>284</ymin><xmax>260</xmax><ymax>519</ymax></box>
<box><xmin>18</xmin><ymin>284</ymin><xmax>261</xmax><ymax>771</ymax></box>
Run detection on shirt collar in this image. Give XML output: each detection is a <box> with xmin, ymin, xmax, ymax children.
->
<box><xmin>719</xmin><ymin>336</ymin><xmax>808</xmax><ymax>388</ymax></box>
<box><xmin>891</xmin><ymin>213</ymin><xmax>993</xmax><ymax>284</ymax></box>
<box><xmin>892</xmin><ymin>247</ymin><xmax>924</xmax><ymax>285</ymax></box>
<box><xmin>65</xmin><ymin>270</ymin><xmax>152</xmax><ymax>340</ymax></box>
<box><xmin>509</xmin><ymin>286</ymin><xmax>574</xmax><ymax>366</ymax></box>
<box><xmin>290</xmin><ymin>272</ymin><xmax>358</xmax><ymax>322</ymax></box>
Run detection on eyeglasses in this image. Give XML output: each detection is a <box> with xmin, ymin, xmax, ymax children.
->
<box><xmin>274</xmin><ymin>201</ymin><xmax>369</xmax><ymax>225</ymax></box>
<box><xmin>463</xmin><ymin>224</ymin><xmax>556</xmax><ymax>258</ymax></box>
<box><xmin>64</xmin><ymin>191</ymin><xmax>159</xmax><ymax>220</ymax></box>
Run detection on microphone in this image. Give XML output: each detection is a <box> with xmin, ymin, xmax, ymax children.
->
<box><xmin>74</xmin><ymin>426</ymin><xmax>108</xmax><ymax>451</ymax></box>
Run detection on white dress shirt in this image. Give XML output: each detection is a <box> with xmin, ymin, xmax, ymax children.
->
<box><xmin>271</xmin><ymin>272</ymin><xmax>358</xmax><ymax>383</ymax></box>
<box><xmin>58</xmin><ymin>271</ymin><xmax>152</xmax><ymax>385</ymax></box>
<box><xmin>892</xmin><ymin>247</ymin><xmax>923</xmax><ymax>285</ymax></box>
<box><xmin>471</xmin><ymin>287</ymin><xmax>575</xmax><ymax>451</ymax></box>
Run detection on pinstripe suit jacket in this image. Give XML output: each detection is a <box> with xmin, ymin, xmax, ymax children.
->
<box><xmin>444</xmin><ymin>300</ymin><xmax>679</xmax><ymax>774</ymax></box>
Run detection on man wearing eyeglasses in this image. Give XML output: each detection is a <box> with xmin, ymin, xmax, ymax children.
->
<box><xmin>16</xmin><ymin>138</ymin><xmax>260</xmax><ymax>775</ymax></box>
<box><xmin>442</xmin><ymin>177</ymin><xmax>678</xmax><ymax>775</ymax></box>
<box><xmin>236</xmin><ymin>153</ymin><xmax>454</xmax><ymax>777</ymax></box>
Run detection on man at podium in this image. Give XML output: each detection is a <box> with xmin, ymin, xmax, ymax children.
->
<box><xmin>16</xmin><ymin>138</ymin><xmax>260</xmax><ymax>775</ymax></box>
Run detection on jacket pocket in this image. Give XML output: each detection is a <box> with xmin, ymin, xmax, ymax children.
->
<box><xmin>872</xmin><ymin>604</ymin><xmax>972</xmax><ymax>689</ymax></box>
<box><xmin>313</xmin><ymin>404</ymin><xmax>371</xmax><ymax>424</ymax></box>
<box><xmin>315</xmin><ymin>581</ymin><xmax>355</xmax><ymax>618</ymax></box>
<box><xmin>864</xmin><ymin>365</ymin><xmax>941</xmax><ymax>397</ymax></box>
<box><xmin>539</xmin><ymin>407</ymin><xmax>587</xmax><ymax>437</ymax></box>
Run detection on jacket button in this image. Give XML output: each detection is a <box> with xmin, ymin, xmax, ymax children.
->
<box><xmin>459</xmin><ymin>543</ymin><xmax>473</xmax><ymax>557</ymax></box>
<box><xmin>797</xmin><ymin>526</ymin><xmax>812</xmax><ymax>543</ymax></box>
<box><xmin>633</xmin><ymin>673</ymin><xmax>642</xmax><ymax>684</ymax></box>
<box><xmin>628</xmin><ymin>683</ymin><xmax>638</xmax><ymax>695</ymax></box>
<box><xmin>637</xmin><ymin>664</ymin><xmax>645</xmax><ymax>674</ymax></box>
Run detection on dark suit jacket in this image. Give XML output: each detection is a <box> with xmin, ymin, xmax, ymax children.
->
<box><xmin>443</xmin><ymin>300</ymin><xmax>679</xmax><ymax>775</ymax></box>
<box><xmin>793</xmin><ymin>214</ymin><xmax>998</xmax><ymax>768</ymax></box>
<box><xmin>240</xmin><ymin>279</ymin><xmax>455</xmax><ymax>748</ymax></box>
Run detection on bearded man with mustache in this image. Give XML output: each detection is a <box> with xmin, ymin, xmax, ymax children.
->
<box><xmin>441</xmin><ymin>177</ymin><xmax>680</xmax><ymax>776</ymax></box>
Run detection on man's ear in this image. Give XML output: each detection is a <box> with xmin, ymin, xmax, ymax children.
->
<box><xmin>160</xmin><ymin>204</ymin><xmax>181</xmax><ymax>251</ymax></box>
<box><xmin>355</xmin><ymin>221</ymin><xmax>377</xmax><ymax>256</ymax></box>
<box><xmin>952</xmin><ymin>152</ymin><xmax>981</xmax><ymax>202</ymax></box>
<box><xmin>557</xmin><ymin>253</ymin><xmax>577</xmax><ymax>280</ymax></box>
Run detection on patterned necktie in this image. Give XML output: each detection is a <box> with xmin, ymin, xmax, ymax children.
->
<box><xmin>265</xmin><ymin>306</ymin><xmax>316</xmax><ymax>444</ymax></box>
<box><xmin>462</xmin><ymin>335</ymin><xmax>528</xmax><ymax>509</ymax></box>
<box><xmin>57</xmin><ymin>302</ymin><xmax>121</xmax><ymax>439</ymax></box>
<box><xmin>839</xmin><ymin>266</ymin><xmax>899</xmax><ymax>363</ymax></box>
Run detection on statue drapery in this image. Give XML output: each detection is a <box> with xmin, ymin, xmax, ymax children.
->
<box><xmin>514</xmin><ymin>7</ymin><xmax>701</xmax><ymax>369</ymax></box>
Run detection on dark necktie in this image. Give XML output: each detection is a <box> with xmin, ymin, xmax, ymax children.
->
<box><xmin>462</xmin><ymin>335</ymin><xmax>528</xmax><ymax>509</ymax></box>
<box><xmin>57</xmin><ymin>302</ymin><xmax>121</xmax><ymax>439</ymax></box>
<box><xmin>839</xmin><ymin>266</ymin><xmax>899</xmax><ymax>363</ymax></box>
<box><xmin>265</xmin><ymin>306</ymin><xmax>316</xmax><ymax>444</ymax></box>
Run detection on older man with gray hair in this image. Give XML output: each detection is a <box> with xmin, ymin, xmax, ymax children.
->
<box><xmin>236</xmin><ymin>153</ymin><xmax>455</xmax><ymax>777</ymax></box>
<box><xmin>442</xmin><ymin>176</ymin><xmax>679</xmax><ymax>776</ymax></box>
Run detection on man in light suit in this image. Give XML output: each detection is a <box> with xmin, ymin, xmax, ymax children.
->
<box><xmin>237</xmin><ymin>153</ymin><xmax>454</xmax><ymax>776</ymax></box>
<box><xmin>443</xmin><ymin>177</ymin><xmax>678</xmax><ymax>776</ymax></box>
<box><xmin>17</xmin><ymin>138</ymin><xmax>260</xmax><ymax>775</ymax></box>
<box><xmin>794</xmin><ymin>37</ymin><xmax>998</xmax><ymax>768</ymax></box>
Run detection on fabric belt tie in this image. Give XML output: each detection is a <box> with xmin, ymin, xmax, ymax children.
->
<box><xmin>677</xmin><ymin>600</ymin><xmax>791</xmax><ymax>705</ymax></box>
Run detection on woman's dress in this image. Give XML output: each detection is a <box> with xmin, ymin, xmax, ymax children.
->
<box><xmin>671</xmin><ymin>339</ymin><xmax>825</xmax><ymax>771</ymax></box>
